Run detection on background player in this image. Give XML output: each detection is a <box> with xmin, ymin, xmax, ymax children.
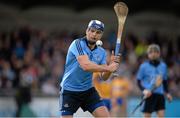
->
<box><xmin>92</xmin><ymin>50</ymin><xmax>113</xmax><ymax>112</ymax></box>
<box><xmin>93</xmin><ymin>50</ymin><xmax>131</xmax><ymax>117</ymax></box>
<box><xmin>136</xmin><ymin>44</ymin><xmax>173</xmax><ymax>118</ymax></box>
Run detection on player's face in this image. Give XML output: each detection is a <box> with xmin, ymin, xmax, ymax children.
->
<box><xmin>148</xmin><ymin>50</ymin><xmax>160</xmax><ymax>60</ymax></box>
<box><xmin>86</xmin><ymin>27</ymin><xmax>103</xmax><ymax>45</ymax></box>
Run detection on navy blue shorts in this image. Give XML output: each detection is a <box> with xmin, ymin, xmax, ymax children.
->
<box><xmin>142</xmin><ymin>93</ymin><xmax>165</xmax><ymax>113</ymax></box>
<box><xmin>59</xmin><ymin>87</ymin><xmax>105</xmax><ymax>116</ymax></box>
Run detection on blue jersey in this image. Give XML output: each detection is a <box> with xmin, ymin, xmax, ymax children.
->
<box><xmin>60</xmin><ymin>37</ymin><xmax>107</xmax><ymax>91</ymax></box>
<box><xmin>136</xmin><ymin>60</ymin><xmax>168</xmax><ymax>94</ymax></box>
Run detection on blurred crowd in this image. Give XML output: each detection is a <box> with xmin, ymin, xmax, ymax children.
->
<box><xmin>0</xmin><ymin>25</ymin><xmax>179</xmax><ymax>97</ymax></box>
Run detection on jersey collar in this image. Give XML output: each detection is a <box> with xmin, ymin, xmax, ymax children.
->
<box><xmin>83</xmin><ymin>37</ymin><xmax>97</xmax><ymax>51</ymax></box>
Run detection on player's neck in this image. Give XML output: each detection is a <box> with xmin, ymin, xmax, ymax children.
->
<box><xmin>84</xmin><ymin>38</ymin><xmax>97</xmax><ymax>50</ymax></box>
<box><xmin>88</xmin><ymin>43</ymin><xmax>96</xmax><ymax>50</ymax></box>
<box><xmin>149</xmin><ymin>59</ymin><xmax>160</xmax><ymax>67</ymax></box>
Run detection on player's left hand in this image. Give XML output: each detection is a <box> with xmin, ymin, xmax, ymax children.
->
<box><xmin>110</xmin><ymin>50</ymin><xmax>121</xmax><ymax>64</ymax></box>
<box><xmin>166</xmin><ymin>93</ymin><xmax>173</xmax><ymax>102</ymax></box>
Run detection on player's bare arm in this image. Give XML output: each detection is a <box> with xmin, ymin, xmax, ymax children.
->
<box><xmin>77</xmin><ymin>55</ymin><xmax>119</xmax><ymax>73</ymax></box>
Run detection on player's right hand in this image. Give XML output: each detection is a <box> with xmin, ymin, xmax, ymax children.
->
<box><xmin>110</xmin><ymin>50</ymin><xmax>121</xmax><ymax>64</ymax></box>
<box><xmin>143</xmin><ymin>89</ymin><xmax>152</xmax><ymax>98</ymax></box>
<box><xmin>108</xmin><ymin>62</ymin><xmax>119</xmax><ymax>72</ymax></box>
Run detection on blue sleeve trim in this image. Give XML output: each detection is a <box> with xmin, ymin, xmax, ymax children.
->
<box><xmin>75</xmin><ymin>39</ymin><xmax>84</xmax><ymax>55</ymax></box>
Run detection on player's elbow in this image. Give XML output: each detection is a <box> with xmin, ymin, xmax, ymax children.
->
<box><xmin>101</xmin><ymin>76</ymin><xmax>109</xmax><ymax>81</ymax></box>
<box><xmin>102</xmin><ymin>77</ymin><xmax>108</xmax><ymax>81</ymax></box>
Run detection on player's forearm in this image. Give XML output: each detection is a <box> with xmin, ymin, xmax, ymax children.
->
<box><xmin>163</xmin><ymin>80</ymin><xmax>169</xmax><ymax>93</ymax></box>
<box><xmin>80</xmin><ymin>61</ymin><xmax>110</xmax><ymax>72</ymax></box>
<box><xmin>77</xmin><ymin>55</ymin><xmax>118</xmax><ymax>72</ymax></box>
<box><xmin>78</xmin><ymin>55</ymin><xmax>110</xmax><ymax>72</ymax></box>
<box><xmin>137</xmin><ymin>80</ymin><xmax>145</xmax><ymax>91</ymax></box>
